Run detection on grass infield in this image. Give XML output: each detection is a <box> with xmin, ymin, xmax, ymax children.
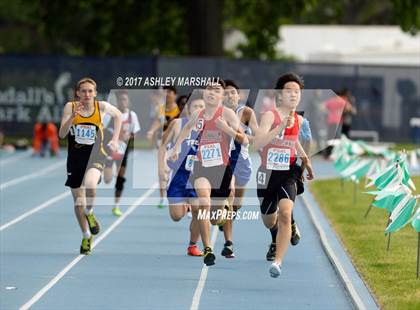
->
<box><xmin>391</xmin><ymin>143</ymin><xmax>420</xmax><ymax>152</ymax></box>
<box><xmin>310</xmin><ymin>177</ymin><xmax>420</xmax><ymax>310</ymax></box>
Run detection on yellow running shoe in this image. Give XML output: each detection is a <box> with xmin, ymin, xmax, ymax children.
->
<box><xmin>80</xmin><ymin>237</ymin><xmax>92</xmax><ymax>255</ymax></box>
<box><xmin>112</xmin><ymin>207</ymin><xmax>122</xmax><ymax>217</ymax></box>
<box><xmin>217</xmin><ymin>199</ymin><xmax>232</xmax><ymax>227</ymax></box>
<box><xmin>86</xmin><ymin>213</ymin><xmax>100</xmax><ymax>235</ymax></box>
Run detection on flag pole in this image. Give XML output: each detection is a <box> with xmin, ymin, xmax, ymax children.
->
<box><xmin>387</xmin><ymin>233</ymin><xmax>392</xmax><ymax>251</ymax></box>
<box><xmin>413</xmin><ymin>195</ymin><xmax>419</xmax><ymax>278</ymax></box>
<box><xmin>417</xmin><ymin>232</ymin><xmax>419</xmax><ymax>279</ymax></box>
<box><xmin>386</xmin><ymin>217</ymin><xmax>392</xmax><ymax>251</ymax></box>
<box><xmin>364</xmin><ymin>203</ymin><xmax>373</xmax><ymax>218</ymax></box>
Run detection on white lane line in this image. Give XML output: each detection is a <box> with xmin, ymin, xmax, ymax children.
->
<box><xmin>0</xmin><ymin>160</ymin><xmax>65</xmax><ymax>190</ymax></box>
<box><xmin>190</xmin><ymin>225</ymin><xmax>219</xmax><ymax>310</ymax></box>
<box><xmin>19</xmin><ymin>183</ymin><xmax>158</xmax><ymax>310</ymax></box>
<box><xmin>300</xmin><ymin>194</ymin><xmax>367</xmax><ymax>310</ymax></box>
<box><xmin>0</xmin><ymin>191</ymin><xmax>71</xmax><ymax>231</ymax></box>
<box><xmin>0</xmin><ymin>150</ymin><xmax>32</xmax><ymax>166</ymax></box>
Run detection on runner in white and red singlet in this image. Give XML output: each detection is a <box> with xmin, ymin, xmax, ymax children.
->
<box><xmin>171</xmin><ymin>80</ymin><xmax>248</xmax><ymax>266</ymax></box>
<box><xmin>254</xmin><ymin>73</ymin><xmax>314</xmax><ymax>278</ymax></box>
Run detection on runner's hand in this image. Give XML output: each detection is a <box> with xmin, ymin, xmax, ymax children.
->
<box><xmin>286</xmin><ymin>110</ymin><xmax>294</xmax><ymax>128</ymax></box>
<box><xmin>170</xmin><ymin>146</ymin><xmax>180</xmax><ymax>162</ymax></box>
<box><xmin>72</xmin><ymin>103</ymin><xmax>83</xmax><ymax>118</ymax></box>
<box><xmin>107</xmin><ymin>139</ymin><xmax>119</xmax><ymax>152</ymax></box>
<box><xmin>305</xmin><ymin>161</ymin><xmax>314</xmax><ymax>180</ymax></box>
<box><xmin>146</xmin><ymin>130</ymin><xmax>154</xmax><ymax>141</ymax></box>
<box><xmin>215</xmin><ymin>116</ymin><xmax>230</xmax><ymax>133</ymax></box>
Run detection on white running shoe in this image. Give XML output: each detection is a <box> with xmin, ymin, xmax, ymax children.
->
<box><xmin>269</xmin><ymin>262</ymin><xmax>281</xmax><ymax>278</ymax></box>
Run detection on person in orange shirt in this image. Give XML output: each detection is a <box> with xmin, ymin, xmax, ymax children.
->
<box><xmin>323</xmin><ymin>89</ymin><xmax>347</xmax><ymax>140</ymax></box>
<box><xmin>33</xmin><ymin>122</ymin><xmax>60</xmax><ymax>157</ymax></box>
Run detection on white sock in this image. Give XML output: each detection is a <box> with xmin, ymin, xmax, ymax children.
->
<box><xmin>84</xmin><ymin>207</ymin><xmax>92</xmax><ymax>216</ymax></box>
<box><xmin>83</xmin><ymin>231</ymin><xmax>91</xmax><ymax>239</ymax></box>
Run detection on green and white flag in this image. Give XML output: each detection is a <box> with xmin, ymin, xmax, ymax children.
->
<box><xmin>366</xmin><ymin>163</ymin><xmax>395</xmax><ymax>188</ymax></box>
<box><xmin>399</xmin><ymin>157</ymin><xmax>416</xmax><ymax>191</ymax></box>
<box><xmin>376</xmin><ymin>167</ymin><xmax>401</xmax><ymax>190</ymax></box>
<box><xmin>334</xmin><ymin>153</ymin><xmax>352</xmax><ymax>173</ymax></box>
<box><xmin>365</xmin><ymin>159</ymin><xmax>380</xmax><ymax>187</ymax></box>
<box><xmin>364</xmin><ymin>184</ymin><xmax>411</xmax><ymax>200</ymax></box>
<box><xmin>372</xmin><ymin>193</ymin><xmax>406</xmax><ymax>211</ymax></box>
<box><xmin>366</xmin><ymin>159</ymin><xmax>391</xmax><ymax>188</ymax></box>
<box><xmin>386</xmin><ymin>196</ymin><xmax>418</xmax><ymax>233</ymax></box>
<box><xmin>411</xmin><ymin>207</ymin><xmax>420</xmax><ymax>232</ymax></box>
<box><xmin>358</xmin><ymin>141</ymin><xmax>389</xmax><ymax>156</ymax></box>
<box><xmin>340</xmin><ymin>158</ymin><xmax>373</xmax><ymax>180</ymax></box>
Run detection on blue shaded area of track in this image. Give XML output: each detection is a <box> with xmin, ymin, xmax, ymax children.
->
<box><xmin>1</xmin><ymin>150</ymin><xmax>355</xmax><ymax>310</ymax></box>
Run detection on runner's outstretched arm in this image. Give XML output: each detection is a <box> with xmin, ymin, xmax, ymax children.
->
<box><xmin>171</xmin><ymin>110</ymin><xmax>200</xmax><ymax>162</ymax></box>
<box><xmin>100</xmin><ymin>101</ymin><xmax>122</xmax><ymax>152</ymax></box>
<box><xmin>158</xmin><ymin>120</ymin><xmax>178</xmax><ymax>180</ymax></box>
<box><xmin>244</xmin><ymin>107</ymin><xmax>259</xmax><ymax>143</ymax></box>
<box><xmin>253</xmin><ymin>111</ymin><xmax>291</xmax><ymax>150</ymax></box>
<box><xmin>146</xmin><ymin>117</ymin><xmax>162</xmax><ymax>140</ymax></box>
<box><xmin>296</xmin><ymin>141</ymin><xmax>314</xmax><ymax>180</ymax></box>
<box><xmin>59</xmin><ymin>102</ymin><xmax>79</xmax><ymax>139</ymax></box>
<box><xmin>216</xmin><ymin>108</ymin><xmax>249</xmax><ymax>145</ymax></box>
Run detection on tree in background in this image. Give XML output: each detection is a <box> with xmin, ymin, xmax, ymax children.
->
<box><xmin>224</xmin><ymin>0</ymin><xmax>315</xmax><ymax>60</ymax></box>
<box><xmin>391</xmin><ymin>0</ymin><xmax>420</xmax><ymax>34</ymax></box>
<box><xmin>296</xmin><ymin>0</ymin><xmax>419</xmax><ymax>35</ymax></box>
<box><xmin>0</xmin><ymin>0</ymin><xmax>189</xmax><ymax>56</ymax></box>
<box><xmin>188</xmin><ymin>0</ymin><xmax>223</xmax><ymax>56</ymax></box>
<box><xmin>0</xmin><ymin>0</ymin><xmax>418</xmax><ymax>58</ymax></box>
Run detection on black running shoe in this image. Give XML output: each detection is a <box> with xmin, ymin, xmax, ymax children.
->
<box><xmin>266</xmin><ymin>243</ymin><xmax>276</xmax><ymax>261</ymax></box>
<box><xmin>218</xmin><ymin>224</ymin><xmax>224</xmax><ymax>232</ymax></box>
<box><xmin>291</xmin><ymin>222</ymin><xmax>301</xmax><ymax>246</ymax></box>
<box><xmin>203</xmin><ymin>247</ymin><xmax>216</xmax><ymax>266</ymax></box>
<box><xmin>221</xmin><ymin>241</ymin><xmax>235</xmax><ymax>258</ymax></box>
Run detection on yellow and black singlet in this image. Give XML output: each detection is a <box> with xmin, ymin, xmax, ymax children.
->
<box><xmin>160</xmin><ymin>104</ymin><xmax>180</xmax><ymax>131</ymax></box>
<box><xmin>67</xmin><ymin>100</ymin><xmax>107</xmax><ymax>165</ymax></box>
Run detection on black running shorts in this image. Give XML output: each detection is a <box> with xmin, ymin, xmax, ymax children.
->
<box><xmin>65</xmin><ymin>158</ymin><xmax>104</xmax><ymax>189</ymax></box>
<box><xmin>190</xmin><ymin>163</ymin><xmax>233</xmax><ymax>199</ymax></box>
<box><xmin>256</xmin><ymin>165</ymin><xmax>301</xmax><ymax>215</ymax></box>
